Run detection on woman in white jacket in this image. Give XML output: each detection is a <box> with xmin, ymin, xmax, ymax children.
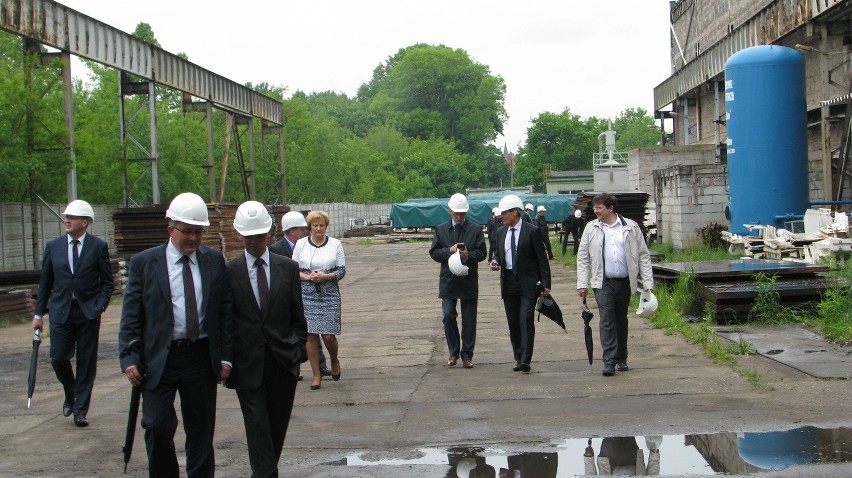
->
<box><xmin>576</xmin><ymin>193</ymin><xmax>654</xmax><ymax>376</ymax></box>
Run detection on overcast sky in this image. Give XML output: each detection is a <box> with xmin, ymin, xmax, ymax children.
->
<box><xmin>60</xmin><ymin>0</ymin><xmax>673</xmax><ymax>151</ymax></box>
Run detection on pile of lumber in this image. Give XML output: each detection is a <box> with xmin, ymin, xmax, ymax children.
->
<box><xmin>0</xmin><ymin>288</ymin><xmax>33</xmax><ymax>322</ymax></box>
<box><xmin>572</xmin><ymin>192</ymin><xmax>650</xmax><ymax>237</ymax></box>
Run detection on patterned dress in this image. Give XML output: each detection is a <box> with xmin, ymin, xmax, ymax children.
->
<box><xmin>292</xmin><ymin>235</ymin><xmax>346</xmax><ymax>335</ymax></box>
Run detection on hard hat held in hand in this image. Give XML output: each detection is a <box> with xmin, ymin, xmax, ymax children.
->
<box><xmin>448</xmin><ymin>193</ymin><xmax>469</xmax><ymax>212</ymax></box>
<box><xmin>233</xmin><ymin>201</ymin><xmax>273</xmax><ymax>236</ymax></box>
<box><xmin>498</xmin><ymin>194</ymin><xmax>524</xmax><ymax>213</ymax></box>
<box><xmin>281</xmin><ymin>211</ymin><xmax>307</xmax><ymax>231</ymax></box>
<box><xmin>448</xmin><ymin>250</ymin><xmax>469</xmax><ymax>276</ymax></box>
<box><xmin>62</xmin><ymin>200</ymin><xmax>95</xmax><ymax>220</ymax></box>
<box><xmin>636</xmin><ymin>289</ymin><xmax>658</xmax><ymax>316</ymax></box>
<box><xmin>166</xmin><ymin>192</ymin><xmax>210</xmax><ymax>226</ymax></box>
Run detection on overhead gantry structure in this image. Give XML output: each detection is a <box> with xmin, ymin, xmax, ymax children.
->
<box><xmin>0</xmin><ymin>0</ymin><xmax>287</xmax><ymax>205</ymax></box>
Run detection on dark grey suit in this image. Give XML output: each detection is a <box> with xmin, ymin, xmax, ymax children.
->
<box><xmin>268</xmin><ymin>238</ymin><xmax>294</xmax><ymax>258</ymax></box>
<box><xmin>225</xmin><ymin>252</ymin><xmax>307</xmax><ymax>478</ymax></box>
<box><xmin>34</xmin><ymin>232</ymin><xmax>113</xmax><ymax>416</ymax></box>
<box><xmin>493</xmin><ymin>221</ymin><xmax>551</xmax><ymax>366</ymax></box>
<box><xmin>119</xmin><ymin>242</ymin><xmax>233</xmax><ymax>478</ymax></box>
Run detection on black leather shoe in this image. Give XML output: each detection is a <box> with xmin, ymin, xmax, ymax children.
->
<box><xmin>602</xmin><ymin>364</ymin><xmax>615</xmax><ymax>376</ymax></box>
<box><xmin>62</xmin><ymin>402</ymin><xmax>73</xmax><ymax>417</ymax></box>
<box><xmin>616</xmin><ymin>362</ymin><xmax>629</xmax><ymax>372</ymax></box>
<box><xmin>320</xmin><ymin>368</ymin><xmax>332</xmax><ymax>377</ymax></box>
<box><xmin>519</xmin><ymin>364</ymin><xmax>531</xmax><ymax>374</ymax></box>
<box><xmin>512</xmin><ymin>364</ymin><xmax>522</xmax><ymax>372</ymax></box>
<box><xmin>73</xmin><ymin>414</ymin><xmax>89</xmax><ymax>427</ymax></box>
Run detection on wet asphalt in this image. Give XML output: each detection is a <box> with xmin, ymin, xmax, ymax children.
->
<box><xmin>0</xmin><ymin>240</ymin><xmax>849</xmax><ymax>477</ymax></box>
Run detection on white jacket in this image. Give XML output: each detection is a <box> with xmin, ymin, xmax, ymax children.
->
<box><xmin>576</xmin><ymin>214</ymin><xmax>654</xmax><ymax>293</ymax></box>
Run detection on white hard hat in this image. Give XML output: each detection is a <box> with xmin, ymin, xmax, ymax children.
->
<box><xmin>492</xmin><ymin>207</ymin><xmax>501</xmax><ymax>217</ymax></box>
<box><xmin>62</xmin><ymin>200</ymin><xmax>94</xmax><ymax>221</ymax></box>
<box><xmin>636</xmin><ymin>289</ymin><xmax>658</xmax><ymax>316</ymax></box>
<box><xmin>165</xmin><ymin>192</ymin><xmax>210</xmax><ymax>226</ymax></box>
<box><xmin>525</xmin><ymin>203</ymin><xmax>534</xmax><ymax>210</ymax></box>
<box><xmin>233</xmin><ymin>201</ymin><xmax>272</xmax><ymax>236</ymax></box>
<box><xmin>448</xmin><ymin>193</ymin><xmax>469</xmax><ymax>212</ymax></box>
<box><xmin>448</xmin><ymin>250</ymin><xmax>469</xmax><ymax>276</ymax></box>
<box><xmin>498</xmin><ymin>194</ymin><xmax>524</xmax><ymax>213</ymax></box>
<box><xmin>537</xmin><ymin>205</ymin><xmax>546</xmax><ymax>212</ymax></box>
<box><xmin>574</xmin><ymin>209</ymin><xmax>582</xmax><ymax>218</ymax></box>
<box><xmin>281</xmin><ymin>211</ymin><xmax>308</xmax><ymax>231</ymax></box>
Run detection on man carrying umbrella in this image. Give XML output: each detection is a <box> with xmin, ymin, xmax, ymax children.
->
<box><xmin>576</xmin><ymin>193</ymin><xmax>654</xmax><ymax>377</ymax></box>
<box><xmin>32</xmin><ymin>199</ymin><xmax>114</xmax><ymax>427</ymax></box>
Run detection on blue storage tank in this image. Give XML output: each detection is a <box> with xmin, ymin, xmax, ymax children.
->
<box><xmin>724</xmin><ymin>45</ymin><xmax>808</xmax><ymax>235</ymax></box>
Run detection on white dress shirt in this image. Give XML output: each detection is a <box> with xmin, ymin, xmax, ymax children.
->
<box><xmin>166</xmin><ymin>241</ymin><xmax>205</xmax><ymax>340</ymax></box>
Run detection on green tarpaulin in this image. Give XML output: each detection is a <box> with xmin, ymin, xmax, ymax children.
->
<box><xmin>390</xmin><ymin>191</ymin><xmax>578</xmax><ymax>228</ymax></box>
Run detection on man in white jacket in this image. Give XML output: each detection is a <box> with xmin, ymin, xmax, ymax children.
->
<box><xmin>576</xmin><ymin>193</ymin><xmax>654</xmax><ymax>376</ymax></box>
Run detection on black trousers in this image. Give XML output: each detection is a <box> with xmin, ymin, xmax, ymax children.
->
<box><xmin>593</xmin><ymin>277</ymin><xmax>632</xmax><ymax>366</ymax></box>
<box><xmin>141</xmin><ymin>339</ymin><xmax>217</xmax><ymax>478</ymax></box>
<box><xmin>235</xmin><ymin>348</ymin><xmax>299</xmax><ymax>478</ymax></box>
<box><xmin>49</xmin><ymin>301</ymin><xmax>100</xmax><ymax>415</ymax></box>
<box><xmin>501</xmin><ymin>271</ymin><xmax>537</xmax><ymax>365</ymax></box>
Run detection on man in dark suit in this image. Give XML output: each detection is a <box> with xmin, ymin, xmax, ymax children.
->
<box><xmin>268</xmin><ymin>210</ymin><xmax>330</xmax><ymax>377</ymax></box>
<box><xmin>32</xmin><ymin>199</ymin><xmax>114</xmax><ymax>427</ymax></box>
<box><xmin>225</xmin><ymin>201</ymin><xmax>307</xmax><ymax>478</ymax></box>
<box><xmin>490</xmin><ymin>194</ymin><xmax>551</xmax><ymax>373</ymax></box>
<box><xmin>429</xmin><ymin>193</ymin><xmax>487</xmax><ymax>369</ymax></box>
<box><xmin>119</xmin><ymin>192</ymin><xmax>233</xmax><ymax>478</ymax></box>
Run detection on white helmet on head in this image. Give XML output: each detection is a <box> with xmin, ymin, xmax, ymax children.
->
<box><xmin>62</xmin><ymin>200</ymin><xmax>94</xmax><ymax>221</ymax></box>
<box><xmin>492</xmin><ymin>207</ymin><xmax>501</xmax><ymax>217</ymax></box>
<box><xmin>636</xmin><ymin>289</ymin><xmax>658</xmax><ymax>316</ymax></box>
<box><xmin>574</xmin><ymin>209</ymin><xmax>582</xmax><ymax>218</ymax></box>
<box><xmin>525</xmin><ymin>203</ymin><xmax>534</xmax><ymax>211</ymax></box>
<box><xmin>233</xmin><ymin>201</ymin><xmax>273</xmax><ymax>236</ymax></box>
<box><xmin>166</xmin><ymin>192</ymin><xmax>210</xmax><ymax>226</ymax></box>
<box><xmin>281</xmin><ymin>211</ymin><xmax>308</xmax><ymax>232</ymax></box>
<box><xmin>537</xmin><ymin>205</ymin><xmax>546</xmax><ymax>212</ymax></box>
<box><xmin>448</xmin><ymin>193</ymin><xmax>469</xmax><ymax>213</ymax></box>
<box><xmin>498</xmin><ymin>194</ymin><xmax>524</xmax><ymax>213</ymax></box>
<box><xmin>448</xmin><ymin>250</ymin><xmax>469</xmax><ymax>276</ymax></box>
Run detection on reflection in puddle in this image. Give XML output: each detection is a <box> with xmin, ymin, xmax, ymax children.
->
<box><xmin>345</xmin><ymin>426</ymin><xmax>851</xmax><ymax>476</ymax></box>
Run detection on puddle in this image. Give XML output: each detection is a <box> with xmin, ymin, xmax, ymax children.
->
<box><xmin>345</xmin><ymin>426</ymin><xmax>851</xmax><ymax>476</ymax></box>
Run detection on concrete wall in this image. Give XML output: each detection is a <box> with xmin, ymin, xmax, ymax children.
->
<box><xmin>654</xmin><ymin>164</ymin><xmax>728</xmax><ymax>251</ymax></box>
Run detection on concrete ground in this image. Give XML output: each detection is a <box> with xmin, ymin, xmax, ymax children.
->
<box><xmin>0</xmin><ymin>241</ymin><xmax>849</xmax><ymax>477</ymax></box>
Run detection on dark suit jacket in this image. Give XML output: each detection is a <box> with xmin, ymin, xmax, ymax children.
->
<box><xmin>34</xmin><ymin>233</ymin><xmax>114</xmax><ymax>324</ymax></box>
<box><xmin>268</xmin><ymin>238</ymin><xmax>294</xmax><ymax>258</ymax></box>
<box><xmin>118</xmin><ymin>242</ymin><xmax>234</xmax><ymax>390</ymax></box>
<box><xmin>428</xmin><ymin>219</ymin><xmax>487</xmax><ymax>300</ymax></box>
<box><xmin>494</xmin><ymin>222</ymin><xmax>551</xmax><ymax>298</ymax></box>
<box><xmin>224</xmin><ymin>252</ymin><xmax>307</xmax><ymax>389</ymax></box>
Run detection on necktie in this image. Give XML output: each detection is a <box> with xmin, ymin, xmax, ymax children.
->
<box><xmin>510</xmin><ymin>227</ymin><xmax>517</xmax><ymax>275</ymax></box>
<box><xmin>255</xmin><ymin>257</ymin><xmax>269</xmax><ymax>311</ymax></box>
<box><xmin>71</xmin><ymin>239</ymin><xmax>80</xmax><ymax>273</ymax></box>
<box><xmin>182</xmin><ymin>255</ymin><xmax>200</xmax><ymax>342</ymax></box>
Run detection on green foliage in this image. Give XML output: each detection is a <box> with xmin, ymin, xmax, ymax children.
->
<box><xmin>748</xmin><ymin>272</ymin><xmax>803</xmax><ymax>324</ymax></box>
<box><xmin>650</xmin><ymin>242</ymin><xmax>736</xmax><ymax>262</ymax></box>
<box><xmin>696</xmin><ymin>222</ymin><xmax>728</xmax><ymax>249</ymax></box>
<box><xmin>816</xmin><ymin>262</ymin><xmax>852</xmax><ymax>344</ymax></box>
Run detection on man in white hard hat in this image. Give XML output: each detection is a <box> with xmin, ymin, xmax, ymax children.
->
<box><xmin>486</xmin><ymin>207</ymin><xmax>502</xmax><ymax>263</ymax></box>
<box><xmin>522</xmin><ymin>203</ymin><xmax>534</xmax><ymax>224</ymax></box>
<box><xmin>490</xmin><ymin>194</ymin><xmax>551</xmax><ymax>373</ymax></box>
<box><xmin>225</xmin><ymin>201</ymin><xmax>307</xmax><ymax>477</ymax></box>
<box><xmin>576</xmin><ymin>193</ymin><xmax>654</xmax><ymax>377</ymax></box>
<box><xmin>429</xmin><ymin>193</ymin><xmax>487</xmax><ymax>369</ymax></box>
<box><xmin>534</xmin><ymin>205</ymin><xmax>555</xmax><ymax>260</ymax></box>
<box><xmin>561</xmin><ymin>209</ymin><xmax>585</xmax><ymax>255</ymax></box>
<box><xmin>32</xmin><ymin>199</ymin><xmax>114</xmax><ymax>427</ymax></box>
<box><xmin>269</xmin><ymin>210</ymin><xmax>331</xmax><ymax>378</ymax></box>
<box><xmin>119</xmin><ymin>192</ymin><xmax>234</xmax><ymax>477</ymax></box>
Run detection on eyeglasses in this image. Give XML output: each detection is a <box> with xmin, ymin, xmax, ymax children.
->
<box><xmin>173</xmin><ymin>226</ymin><xmax>206</xmax><ymax>237</ymax></box>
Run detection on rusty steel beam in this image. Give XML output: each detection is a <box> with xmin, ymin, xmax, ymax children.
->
<box><xmin>0</xmin><ymin>0</ymin><xmax>282</xmax><ymax>125</ymax></box>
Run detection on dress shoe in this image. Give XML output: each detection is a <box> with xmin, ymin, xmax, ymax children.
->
<box><xmin>320</xmin><ymin>367</ymin><xmax>332</xmax><ymax>377</ymax></box>
<box><xmin>512</xmin><ymin>364</ymin><xmax>522</xmax><ymax>372</ymax></box>
<box><xmin>616</xmin><ymin>361</ymin><xmax>629</xmax><ymax>372</ymax></box>
<box><xmin>447</xmin><ymin>356</ymin><xmax>458</xmax><ymax>367</ymax></box>
<box><xmin>602</xmin><ymin>364</ymin><xmax>615</xmax><ymax>376</ymax></box>
<box><xmin>62</xmin><ymin>401</ymin><xmax>73</xmax><ymax>417</ymax></box>
<box><xmin>310</xmin><ymin>383</ymin><xmax>321</xmax><ymax>391</ymax></box>
<box><xmin>462</xmin><ymin>359</ymin><xmax>474</xmax><ymax>369</ymax></box>
<box><xmin>297</xmin><ymin>375</ymin><xmax>304</xmax><ymax>381</ymax></box>
<box><xmin>73</xmin><ymin>414</ymin><xmax>89</xmax><ymax>427</ymax></box>
<box><xmin>519</xmin><ymin>364</ymin><xmax>531</xmax><ymax>374</ymax></box>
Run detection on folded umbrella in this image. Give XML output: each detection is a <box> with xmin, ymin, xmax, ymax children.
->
<box><xmin>536</xmin><ymin>294</ymin><xmax>566</xmax><ymax>332</ymax></box>
<box><xmin>122</xmin><ymin>340</ymin><xmax>145</xmax><ymax>473</ymax></box>
<box><xmin>582</xmin><ymin>300</ymin><xmax>594</xmax><ymax>370</ymax></box>
<box><xmin>27</xmin><ymin>329</ymin><xmax>41</xmax><ymax>408</ymax></box>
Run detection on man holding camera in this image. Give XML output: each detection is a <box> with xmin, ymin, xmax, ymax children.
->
<box><xmin>429</xmin><ymin>193</ymin><xmax>487</xmax><ymax>369</ymax></box>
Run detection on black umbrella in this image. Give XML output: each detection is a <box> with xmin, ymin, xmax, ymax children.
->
<box><xmin>27</xmin><ymin>328</ymin><xmax>41</xmax><ymax>408</ymax></box>
<box><xmin>122</xmin><ymin>340</ymin><xmax>145</xmax><ymax>473</ymax></box>
<box><xmin>536</xmin><ymin>294</ymin><xmax>566</xmax><ymax>332</ymax></box>
<box><xmin>582</xmin><ymin>300</ymin><xmax>594</xmax><ymax>370</ymax></box>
